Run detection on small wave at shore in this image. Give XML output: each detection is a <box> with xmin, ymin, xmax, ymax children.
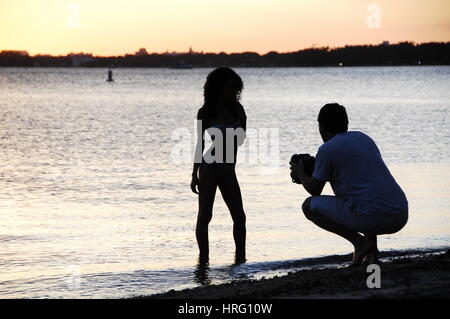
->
<box><xmin>192</xmin><ymin>247</ymin><xmax>450</xmax><ymax>285</ymax></box>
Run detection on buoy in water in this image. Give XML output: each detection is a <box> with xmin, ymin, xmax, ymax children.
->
<box><xmin>107</xmin><ymin>69</ymin><xmax>114</xmax><ymax>82</ymax></box>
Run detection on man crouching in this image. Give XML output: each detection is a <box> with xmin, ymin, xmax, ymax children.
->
<box><xmin>290</xmin><ymin>103</ymin><xmax>408</xmax><ymax>266</ymax></box>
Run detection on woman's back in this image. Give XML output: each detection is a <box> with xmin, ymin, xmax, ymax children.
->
<box><xmin>198</xmin><ymin>103</ymin><xmax>246</xmax><ymax>165</ymax></box>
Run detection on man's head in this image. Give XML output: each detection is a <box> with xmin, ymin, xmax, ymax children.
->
<box><xmin>318</xmin><ymin>103</ymin><xmax>348</xmax><ymax>142</ymax></box>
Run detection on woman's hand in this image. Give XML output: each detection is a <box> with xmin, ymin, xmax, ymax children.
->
<box><xmin>190</xmin><ymin>174</ymin><xmax>199</xmax><ymax>194</ymax></box>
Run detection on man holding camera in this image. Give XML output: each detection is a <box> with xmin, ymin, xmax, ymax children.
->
<box><xmin>290</xmin><ymin>103</ymin><xmax>408</xmax><ymax>266</ymax></box>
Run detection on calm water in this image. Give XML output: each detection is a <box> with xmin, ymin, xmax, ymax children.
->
<box><xmin>0</xmin><ymin>66</ymin><xmax>449</xmax><ymax>298</ymax></box>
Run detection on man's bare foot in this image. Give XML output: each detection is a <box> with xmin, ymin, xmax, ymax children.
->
<box><xmin>350</xmin><ymin>237</ymin><xmax>375</xmax><ymax>267</ymax></box>
<box><xmin>362</xmin><ymin>248</ymin><xmax>380</xmax><ymax>265</ymax></box>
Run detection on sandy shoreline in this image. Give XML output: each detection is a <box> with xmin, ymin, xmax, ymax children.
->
<box><xmin>138</xmin><ymin>248</ymin><xmax>450</xmax><ymax>299</ymax></box>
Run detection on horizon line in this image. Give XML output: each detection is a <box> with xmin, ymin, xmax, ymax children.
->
<box><xmin>2</xmin><ymin>40</ymin><xmax>449</xmax><ymax>58</ymax></box>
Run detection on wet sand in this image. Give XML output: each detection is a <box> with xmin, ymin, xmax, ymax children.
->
<box><xmin>139</xmin><ymin>249</ymin><xmax>450</xmax><ymax>299</ymax></box>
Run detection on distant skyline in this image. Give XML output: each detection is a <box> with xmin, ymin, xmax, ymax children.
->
<box><xmin>1</xmin><ymin>0</ymin><xmax>449</xmax><ymax>56</ymax></box>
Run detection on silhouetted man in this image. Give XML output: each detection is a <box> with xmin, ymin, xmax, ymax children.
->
<box><xmin>290</xmin><ymin>103</ymin><xmax>408</xmax><ymax>265</ymax></box>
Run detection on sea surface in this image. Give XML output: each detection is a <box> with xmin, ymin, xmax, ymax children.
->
<box><xmin>0</xmin><ymin>66</ymin><xmax>449</xmax><ymax>298</ymax></box>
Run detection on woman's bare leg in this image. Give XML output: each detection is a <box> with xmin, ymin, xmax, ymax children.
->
<box><xmin>196</xmin><ymin>166</ymin><xmax>218</xmax><ymax>262</ymax></box>
<box><xmin>218</xmin><ymin>168</ymin><xmax>246</xmax><ymax>263</ymax></box>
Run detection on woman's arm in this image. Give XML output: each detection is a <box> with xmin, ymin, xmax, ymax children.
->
<box><xmin>236</xmin><ymin>102</ymin><xmax>247</xmax><ymax>146</ymax></box>
<box><xmin>238</xmin><ymin>102</ymin><xmax>247</xmax><ymax>131</ymax></box>
<box><xmin>191</xmin><ymin>109</ymin><xmax>206</xmax><ymax>194</ymax></box>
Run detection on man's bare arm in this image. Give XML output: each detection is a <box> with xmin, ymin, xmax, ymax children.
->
<box><xmin>290</xmin><ymin>161</ymin><xmax>326</xmax><ymax>196</ymax></box>
<box><xmin>299</xmin><ymin>173</ymin><xmax>326</xmax><ymax>196</ymax></box>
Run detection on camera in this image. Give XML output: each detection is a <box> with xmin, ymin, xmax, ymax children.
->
<box><xmin>290</xmin><ymin>154</ymin><xmax>315</xmax><ymax>184</ymax></box>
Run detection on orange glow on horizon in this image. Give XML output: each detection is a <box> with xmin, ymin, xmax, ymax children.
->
<box><xmin>0</xmin><ymin>0</ymin><xmax>449</xmax><ymax>56</ymax></box>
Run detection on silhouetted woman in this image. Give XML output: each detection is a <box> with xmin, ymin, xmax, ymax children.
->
<box><xmin>191</xmin><ymin>67</ymin><xmax>247</xmax><ymax>264</ymax></box>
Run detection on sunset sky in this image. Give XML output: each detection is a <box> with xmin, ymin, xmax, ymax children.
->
<box><xmin>1</xmin><ymin>0</ymin><xmax>449</xmax><ymax>56</ymax></box>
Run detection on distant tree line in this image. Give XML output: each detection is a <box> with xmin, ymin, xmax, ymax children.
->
<box><xmin>1</xmin><ymin>42</ymin><xmax>449</xmax><ymax>67</ymax></box>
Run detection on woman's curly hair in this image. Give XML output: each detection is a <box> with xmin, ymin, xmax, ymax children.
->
<box><xmin>201</xmin><ymin>67</ymin><xmax>243</xmax><ymax>118</ymax></box>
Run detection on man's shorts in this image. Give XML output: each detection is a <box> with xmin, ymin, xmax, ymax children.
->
<box><xmin>309</xmin><ymin>195</ymin><xmax>408</xmax><ymax>235</ymax></box>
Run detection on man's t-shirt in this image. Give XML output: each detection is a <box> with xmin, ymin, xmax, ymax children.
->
<box><xmin>312</xmin><ymin>131</ymin><xmax>408</xmax><ymax>215</ymax></box>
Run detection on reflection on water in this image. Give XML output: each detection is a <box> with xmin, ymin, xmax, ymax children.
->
<box><xmin>194</xmin><ymin>261</ymin><xmax>211</xmax><ymax>286</ymax></box>
<box><xmin>0</xmin><ymin>67</ymin><xmax>449</xmax><ymax>298</ymax></box>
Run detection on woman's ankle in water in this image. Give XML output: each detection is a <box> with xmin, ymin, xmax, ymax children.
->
<box><xmin>198</xmin><ymin>253</ymin><xmax>209</xmax><ymax>264</ymax></box>
<box><xmin>234</xmin><ymin>250</ymin><xmax>246</xmax><ymax>264</ymax></box>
